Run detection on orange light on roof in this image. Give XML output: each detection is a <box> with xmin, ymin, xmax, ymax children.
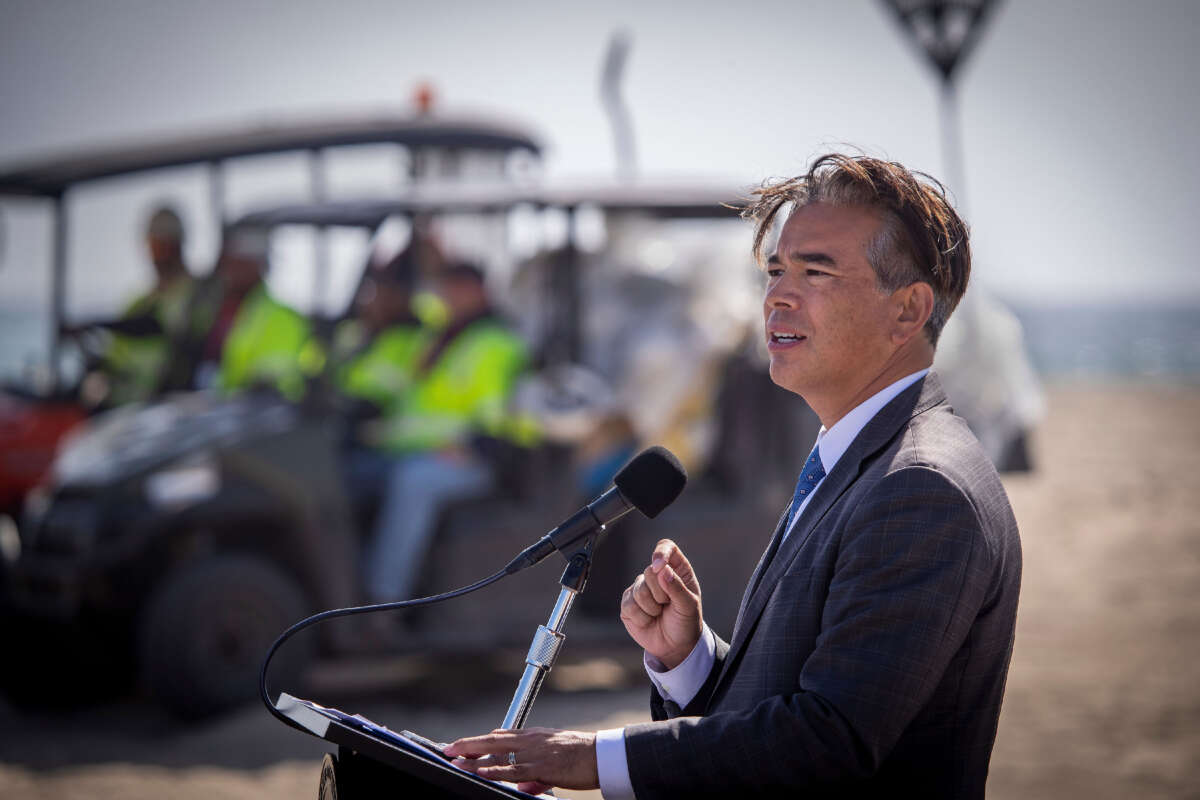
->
<box><xmin>414</xmin><ymin>83</ymin><xmax>435</xmax><ymax>114</ymax></box>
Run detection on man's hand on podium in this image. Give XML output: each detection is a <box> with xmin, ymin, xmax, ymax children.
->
<box><xmin>446</xmin><ymin>727</ymin><xmax>598</xmax><ymax>794</ymax></box>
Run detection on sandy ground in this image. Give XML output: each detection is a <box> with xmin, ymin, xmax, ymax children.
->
<box><xmin>1</xmin><ymin>381</ymin><xmax>1198</xmax><ymax>799</ymax></box>
<box><xmin>987</xmin><ymin>382</ymin><xmax>1200</xmax><ymax>800</ymax></box>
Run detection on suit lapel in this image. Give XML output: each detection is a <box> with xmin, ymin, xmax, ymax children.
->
<box><xmin>710</xmin><ymin>374</ymin><xmax>947</xmax><ymax>705</ymax></box>
<box><xmin>728</xmin><ymin>507</ymin><xmax>790</xmax><ymax>640</ymax></box>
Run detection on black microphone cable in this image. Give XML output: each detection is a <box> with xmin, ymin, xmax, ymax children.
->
<box><xmin>260</xmin><ymin>567</ymin><xmax>509</xmax><ymax>734</ymax></box>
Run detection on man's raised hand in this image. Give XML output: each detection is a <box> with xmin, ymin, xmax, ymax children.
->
<box><xmin>619</xmin><ymin>538</ymin><xmax>703</xmax><ymax>669</ymax></box>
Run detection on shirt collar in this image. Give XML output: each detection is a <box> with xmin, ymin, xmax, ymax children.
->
<box><xmin>813</xmin><ymin>368</ymin><xmax>930</xmax><ymax>475</ymax></box>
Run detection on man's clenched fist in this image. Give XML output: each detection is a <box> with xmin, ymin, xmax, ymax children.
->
<box><xmin>619</xmin><ymin>538</ymin><xmax>704</xmax><ymax>669</ymax></box>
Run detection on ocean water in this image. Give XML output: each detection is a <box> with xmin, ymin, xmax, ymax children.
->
<box><xmin>1011</xmin><ymin>304</ymin><xmax>1200</xmax><ymax>380</ymax></box>
<box><xmin>1</xmin><ymin>303</ymin><xmax>1198</xmax><ymax>387</ymax></box>
<box><xmin>0</xmin><ymin>309</ymin><xmax>52</xmax><ymax>385</ymax></box>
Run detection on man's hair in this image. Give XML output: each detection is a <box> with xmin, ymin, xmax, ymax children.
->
<box><xmin>742</xmin><ymin>153</ymin><xmax>970</xmax><ymax>346</ymax></box>
<box><xmin>220</xmin><ymin>224</ymin><xmax>271</xmax><ymax>262</ymax></box>
<box><xmin>145</xmin><ymin>205</ymin><xmax>185</xmax><ymax>243</ymax></box>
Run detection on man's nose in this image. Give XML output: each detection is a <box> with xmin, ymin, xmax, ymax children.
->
<box><xmin>765</xmin><ymin>275</ymin><xmax>800</xmax><ymax>309</ymax></box>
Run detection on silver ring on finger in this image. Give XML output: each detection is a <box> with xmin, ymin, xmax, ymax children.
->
<box><xmin>507</xmin><ymin>752</ymin><xmax>517</xmax><ymax>766</ymax></box>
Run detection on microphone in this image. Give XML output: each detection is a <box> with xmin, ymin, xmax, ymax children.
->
<box><xmin>504</xmin><ymin>446</ymin><xmax>687</xmax><ymax>575</ymax></box>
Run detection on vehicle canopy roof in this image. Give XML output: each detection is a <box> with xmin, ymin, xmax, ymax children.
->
<box><xmin>233</xmin><ymin>180</ymin><xmax>746</xmax><ymax>229</ymax></box>
<box><xmin>0</xmin><ymin>112</ymin><xmax>542</xmax><ymax>198</ymax></box>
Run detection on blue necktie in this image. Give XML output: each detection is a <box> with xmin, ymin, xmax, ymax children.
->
<box><xmin>787</xmin><ymin>446</ymin><xmax>827</xmax><ymax>524</ymax></box>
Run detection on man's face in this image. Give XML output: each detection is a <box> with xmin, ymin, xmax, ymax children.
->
<box><xmin>763</xmin><ymin>202</ymin><xmax>899</xmax><ymax>405</ymax></box>
<box><xmin>356</xmin><ymin>279</ymin><xmax>410</xmax><ymax>327</ymax></box>
<box><xmin>437</xmin><ymin>276</ymin><xmax>484</xmax><ymax>321</ymax></box>
<box><xmin>146</xmin><ymin>235</ymin><xmax>180</xmax><ymax>273</ymax></box>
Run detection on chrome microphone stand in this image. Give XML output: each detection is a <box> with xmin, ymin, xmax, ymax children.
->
<box><xmin>500</xmin><ymin>542</ymin><xmax>595</xmax><ymax>730</ymax></box>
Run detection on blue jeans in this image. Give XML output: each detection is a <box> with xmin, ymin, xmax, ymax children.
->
<box><xmin>343</xmin><ymin>447</ymin><xmax>392</xmax><ymax>514</ymax></box>
<box><xmin>363</xmin><ymin>452</ymin><xmax>493</xmax><ymax>603</ymax></box>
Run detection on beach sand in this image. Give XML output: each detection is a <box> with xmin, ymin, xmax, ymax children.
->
<box><xmin>2</xmin><ymin>381</ymin><xmax>1198</xmax><ymax>798</ymax></box>
<box><xmin>988</xmin><ymin>382</ymin><xmax>1200</xmax><ymax>800</ymax></box>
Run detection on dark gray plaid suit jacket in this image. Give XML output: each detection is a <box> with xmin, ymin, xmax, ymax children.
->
<box><xmin>624</xmin><ymin>373</ymin><xmax>1022</xmax><ymax>799</ymax></box>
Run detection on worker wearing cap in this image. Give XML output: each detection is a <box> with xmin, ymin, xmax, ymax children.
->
<box><xmin>363</xmin><ymin>260</ymin><xmax>538</xmax><ymax>605</ymax></box>
<box><xmin>332</xmin><ymin>251</ymin><xmax>429</xmax><ymax>417</ymax></box>
<box><xmin>211</xmin><ymin>226</ymin><xmax>316</xmax><ymax>400</ymax></box>
<box><xmin>68</xmin><ymin>205</ymin><xmax>195</xmax><ymax>406</ymax></box>
<box><xmin>160</xmin><ymin>225</ymin><xmax>314</xmax><ymax>400</ymax></box>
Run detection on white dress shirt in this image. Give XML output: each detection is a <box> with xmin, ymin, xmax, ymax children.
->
<box><xmin>594</xmin><ymin>368</ymin><xmax>930</xmax><ymax>799</ymax></box>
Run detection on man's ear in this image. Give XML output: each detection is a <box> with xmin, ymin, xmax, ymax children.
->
<box><xmin>892</xmin><ymin>282</ymin><xmax>934</xmax><ymax>344</ymax></box>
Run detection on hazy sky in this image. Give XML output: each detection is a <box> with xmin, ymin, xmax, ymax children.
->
<box><xmin>2</xmin><ymin>0</ymin><xmax>1198</xmax><ymax>315</ymax></box>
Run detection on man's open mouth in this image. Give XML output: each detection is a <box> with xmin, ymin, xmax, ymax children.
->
<box><xmin>770</xmin><ymin>332</ymin><xmax>806</xmax><ymax>343</ymax></box>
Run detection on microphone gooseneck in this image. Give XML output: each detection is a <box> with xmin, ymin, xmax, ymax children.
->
<box><xmin>504</xmin><ymin>446</ymin><xmax>687</xmax><ymax>575</ymax></box>
<box><xmin>500</xmin><ymin>448</ymin><xmax>687</xmax><ymax>730</ymax></box>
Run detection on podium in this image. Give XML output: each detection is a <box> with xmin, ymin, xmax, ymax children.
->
<box><xmin>265</xmin><ymin>531</ymin><xmax>635</xmax><ymax>798</ymax></box>
<box><xmin>264</xmin><ymin>449</ymin><xmax>686</xmax><ymax>797</ymax></box>
<box><xmin>275</xmin><ymin>693</ymin><xmax>545</xmax><ymax>799</ymax></box>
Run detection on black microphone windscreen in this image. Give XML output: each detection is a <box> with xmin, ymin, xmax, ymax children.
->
<box><xmin>613</xmin><ymin>446</ymin><xmax>687</xmax><ymax>518</ymax></box>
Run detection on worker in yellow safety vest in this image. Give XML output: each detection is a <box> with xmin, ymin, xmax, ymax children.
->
<box><xmin>66</xmin><ymin>206</ymin><xmax>195</xmax><ymax>407</ymax></box>
<box><xmin>332</xmin><ymin>245</ymin><xmax>432</xmax><ymax>516</ymax></box>
<box><xmin>363</xmin><ymin>260</ymin><xmax>538</xmax><ymax>604</ymax></box>
<box><xmin>332</xmin><ymin>261</ymin><xmax>428</xmax><ymax>418</ymax></box>
<box><xmin>161</xmin><ymin>225</ymin><xmax>316</xmax><ymax>401</ymax></box>
<box><xmin>213</xmin><ymin>226</ymin><xmax>317</xmax><ymax>400</ymax></box>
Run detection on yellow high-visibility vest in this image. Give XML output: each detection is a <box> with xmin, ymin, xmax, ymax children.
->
<box><xmin>217</xmin><ymin>285</ymin><xmax>313</xmax><ymax>401</ymax></box>
<box><xmin>330</xmin><ymin>318</ymin><xmax>430</xmax><ymax>412</ymax></box>
<box><xmin>103</xmin><ymin>275</ymin><xmax>194</xmax><ymax>405</ymax></box>
<box><xmin>379</xmin><ymin>318</ymin><xmax>539</xmax><ymax>453</ymax></box>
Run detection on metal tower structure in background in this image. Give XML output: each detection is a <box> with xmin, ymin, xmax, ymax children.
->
<box><xmin>600</xmin><ymin>29</ymin><xmax>637</xmax><ymax>180</ymax></box>
<box><xmin>879</xmin><ymin>0</ymin><xmax>1001</xmax><ymax>211</ymax></box>
<box><xmin>879</xmin><ymin>1</ymin><xmax>1041</xmax><ymax>475</ymax></box>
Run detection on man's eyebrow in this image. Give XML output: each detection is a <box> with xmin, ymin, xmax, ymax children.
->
<box><xmin>765</xmin><ymin>251</ymin><xmax>838</xmax><ymax>268</ymax></box>
<box><xmin>793</xmin><ymin>251</ymin><xmax>837</xmax><ymax>266</ymax></box>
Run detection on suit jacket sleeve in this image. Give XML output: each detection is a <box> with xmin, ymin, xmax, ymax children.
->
<box><xmin>625</xmin><ymin>465</ymin><xmax>998</xmax><ymax>797</ymax></box>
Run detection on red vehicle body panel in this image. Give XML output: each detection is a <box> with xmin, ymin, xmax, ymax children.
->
<box><xmin>0</xmin><ymin>391</ymin><xmax>85</xmax><ymax>514</ymax></box>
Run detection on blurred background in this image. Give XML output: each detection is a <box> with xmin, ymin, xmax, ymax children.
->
<box><xmin>1</xmin><ymin>1</ymin><xmax>1197</xmax><ymax>798</ymax></box>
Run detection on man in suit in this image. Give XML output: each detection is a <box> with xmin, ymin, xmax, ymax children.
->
<box><xmin>447</xmin><ymin>154</ymin><xmax>1022</xmax><ymax>798</ymax></box>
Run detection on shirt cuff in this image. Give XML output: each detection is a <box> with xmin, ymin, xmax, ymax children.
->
<box><xmin>595</xmin><ymin>727</ymin><xmax>635</xmax><ymax>800</ymax></box>
<box><xmin>643</xmin><ymin>625</ymin><xmax>716</xmax><ymax>709</ymax></box>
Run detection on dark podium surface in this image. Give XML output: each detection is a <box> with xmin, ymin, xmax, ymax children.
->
<box><xmin>275</xmin><ymin>693</ymin><xmax>551</xmax><ymax>799</ymax></box>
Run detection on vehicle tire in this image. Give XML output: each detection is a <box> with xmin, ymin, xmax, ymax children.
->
<box><xmin>138</xmin><ymin>553</ymin><xmax>311</xmax><ymax>719</ymax></box>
